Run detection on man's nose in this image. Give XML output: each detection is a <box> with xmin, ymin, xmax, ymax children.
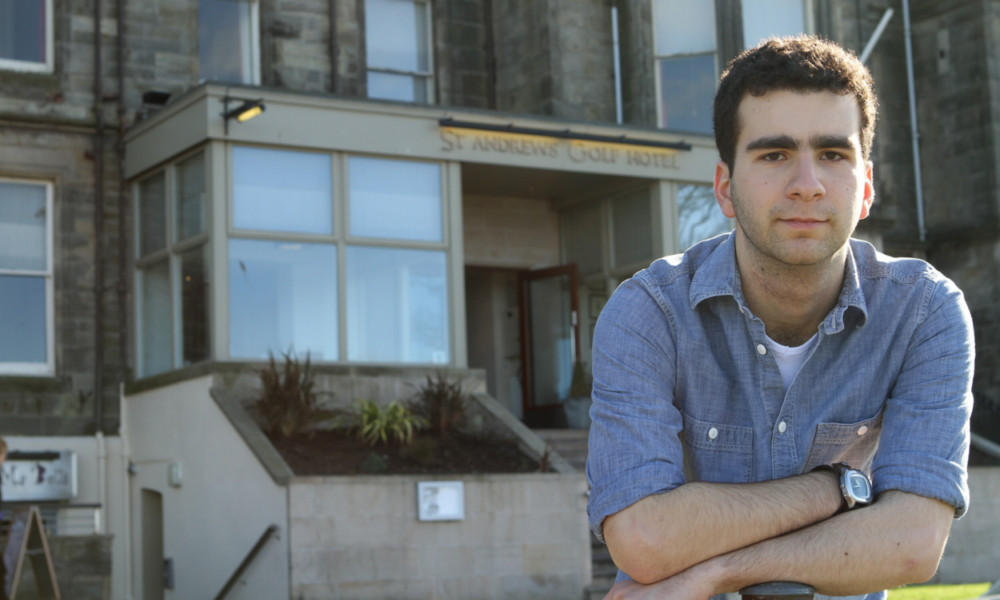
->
<box><xmin>787</xmin><ymin>158</ymin><xmax>824</xmax><ymax>201</ymax></box>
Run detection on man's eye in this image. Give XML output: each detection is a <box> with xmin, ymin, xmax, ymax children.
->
<box><xmin>821</xmin><ymin>151</ymin><xmax>845</xmax><ymax>161</ymax></box>
<box><xmin>762</xmin><ymin>152</ymin><xmax>785</xmax><ymax>161</ymax></box>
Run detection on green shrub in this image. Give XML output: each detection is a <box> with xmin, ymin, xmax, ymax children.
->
<box><xmin>356</xmin><ymin>399</ymin><xmax>426</xmax><ymax>447</ymax></box>
<box><xmin>409</xmin><ymin>373</ymin><xmax>469</xmax><ymax>439</ymax></box>
<box><xmin>255</xmin><ymin>352</ymin><xmax>334</xmax><ymax>439</ymax></box>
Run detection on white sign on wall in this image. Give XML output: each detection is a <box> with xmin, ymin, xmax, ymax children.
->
<box><xmin>1</xmin><ymin>451</ymin><xmax>78</xmax><ymax>502</ymax></box>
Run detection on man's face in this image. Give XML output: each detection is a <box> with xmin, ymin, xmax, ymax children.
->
<box><xmin>714</xmin><ymin>90</ymin><xmax>874</xmax><ymax>268</ymax></box>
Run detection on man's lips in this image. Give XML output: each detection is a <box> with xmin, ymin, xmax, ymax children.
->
<box><xmin>778</xmin><ymin>217</ymin><xmax>827</xmax><ymax>228</ymax></box>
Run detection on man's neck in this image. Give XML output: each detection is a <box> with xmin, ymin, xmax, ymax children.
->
<box><xmin>735</xmin><ymin>239</ymin><xmax>848</xmax><ymax>347</ymax></box>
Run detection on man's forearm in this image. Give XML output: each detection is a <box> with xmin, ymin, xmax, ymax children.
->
<box><xmin>603</xmin><ymin>470</ymin><xmax>842</xmax><ymax>583</ymax></box>
<box><xmin>697</xmin><ymin>491</ymin><xmax>954</xmax><ymax>597</ymax></box>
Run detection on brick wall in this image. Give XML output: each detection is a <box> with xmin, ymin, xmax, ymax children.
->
<box><xmin>463</xmin><ymin>195</ymin><xmax>561</xmax><ymax>269</ymax></box>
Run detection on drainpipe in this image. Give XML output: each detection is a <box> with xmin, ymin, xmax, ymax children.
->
<box><xmin>902</xmin><ymin>0</ymin><xmax>927</xmax><ymax>243</ymax></box>
<box><xmin>117</xmin><ymin>0</ymin><xmax>128</xmax><ymax>391</ymax></box>
<box><xmin>93</xmin><ymin>0</ymin><xmax>106</xmax><ymax>434</ymax></box>
<box><xmin>329</xmin><ymin>0</ymin><xmax>338</xmax><ymax>93</ymax></box>
<box><xmin>611</xmin><ymin>1</ymin><xmax>623</xmax><ymax>124</ymax></box>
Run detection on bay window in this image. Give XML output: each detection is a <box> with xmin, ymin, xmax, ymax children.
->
<box><xmin>136</xmin><ymin>152</ymin><xmax>210</xmax><ymax>377</ymax></box>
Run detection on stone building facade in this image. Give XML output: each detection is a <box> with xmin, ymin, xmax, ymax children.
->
<box><xmin>1</xmin><ymin>1</ymin><xmax>999</xmax><ymax>595</ymax></box>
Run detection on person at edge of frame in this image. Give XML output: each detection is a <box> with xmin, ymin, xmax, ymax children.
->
<box><xmin>0</xmin><ymin>437</ymin><xmax>7</xmax><ymax>600</ymax></box>
<box><xmin>586</xmin><ymin>34</ymin><xmax>975</xmax><ymax>600</ymax></box>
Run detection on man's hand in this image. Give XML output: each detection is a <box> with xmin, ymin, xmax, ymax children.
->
<box><xmin>603</xmin><ymin>563</ymin><xmax>719</xmax><ymax>600</ymax></box>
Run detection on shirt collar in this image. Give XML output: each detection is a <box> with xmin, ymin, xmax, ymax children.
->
<box><xmin>688</xmin><ymin>233</ymin><xmax>869</xmax><ymax>331</ymax></box>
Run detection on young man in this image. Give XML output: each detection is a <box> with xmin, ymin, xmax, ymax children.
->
<box><xmin>586</xmin><ymin>35</ymin><xmax>974</xmax><ymax>600</ymax></box>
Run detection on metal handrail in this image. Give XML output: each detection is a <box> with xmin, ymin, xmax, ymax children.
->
<box><xmin>741</xmin><ymin>581</ymin><xmax>815</xmax><ymax>599</ymax></box>
<box><xmin>214</xmin><ymin>524</ymin><xmax>279</xmax><ymax>600</ymax></box>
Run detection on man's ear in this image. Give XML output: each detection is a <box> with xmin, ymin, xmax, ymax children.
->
<box><xmin>715</xmin><ymin>161</ymin><xmax>736</xmax><ymax>219</ymax></box>
<box><xmin>858</xmin><ymin>160</ymin><xmax>874</xmax><ymax>220</ymax></box>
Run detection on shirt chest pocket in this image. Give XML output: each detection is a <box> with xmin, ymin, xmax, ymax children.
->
<box><xmin>803</xmin><ymin>411</ymin><xmax>883</xmax><ymax>473</ymax></box>
<box><xmin>681</xmin><ymin>412</ymin><xmax>754</xmax><ymax>483</ymax></box>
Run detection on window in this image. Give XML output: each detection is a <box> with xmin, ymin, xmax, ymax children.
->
<box><xmin>135</xmin><ymin>152</ymin><xmax>210</xmax><ymax>377</ymax></box>
<box><xmin>652</xmin><ymin>0</ymin><xmax>809</xmax><ymax>134</ymax></box>
<box><xmin>0</xmin><ymin>0</ymin><xmax>54</xmax><ymax>73</ymax></box>
<box><xmin>561</xmin><ymin>188</ymin><xmax>653</xmax><ymax>281</ymax></box>
<box><xmin>346</xmin><ymin>157</ymin><xmax>447</xmax><ymax>363</ymax></box>
<box><xmin>229</xmin><ymin>147</ymin><xmax>337</xmax><ymax>360</ymax></box>
<box><xmin>228</xmin><ymin>149</ymin><xmax>449</xmax><ymax>364</ymax></box>
<box><xmin>365</xmin><ymin>0</ymin><xmax>433</xmax><ymax>103</ymax></box>
<box><xmin>677</xmin><ymin>183</ymin><xmax>731</xmax><ymax>250</ymax></box>
<box><xmin>198</xmin><ymin>0</ymin><xmax>260</xmax><ymax>84</ymax></box>
<box><xmin>0</xmin><ymin>179</ymin><xmax>53</xmax><ymax>375</ymax></box>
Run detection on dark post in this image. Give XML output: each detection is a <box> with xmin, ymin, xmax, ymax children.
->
<box><xmin>740</xmin><ymin>581</ymin><xmax>815</xmax><ymax>599</ymax></box>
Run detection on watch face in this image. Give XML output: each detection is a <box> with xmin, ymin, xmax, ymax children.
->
<box><xmin>847</xmin><ymin>472</ymin><xmax>872</xmax><ymax>501</ymax></box>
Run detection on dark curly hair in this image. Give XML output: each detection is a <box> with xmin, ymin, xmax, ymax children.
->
<box><xmin>713</xmin><ymin>35</ymin><xmax>878</xmax><ymax>170</ymax></box>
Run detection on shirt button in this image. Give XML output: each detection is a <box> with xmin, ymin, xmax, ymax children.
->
<box><xmin>857</xmin><ymin>425</ymin><xmax>869</xmax><ymax>436</ymax></box>
<box><xmin>707</xmin><ymin>427</ymin><xmax>719</xmax><ymax>440</ymax></box>
<box><xmin>778</xmin><ymin>421</ymin><xmax>787</xmax><ymax>433</ymax></box>
<box><xmin>756</xmin><ymin>344</ymin><xmax>767</xmax><ymax>355</ymax></box>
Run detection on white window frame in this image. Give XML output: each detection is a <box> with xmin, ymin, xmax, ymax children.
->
<box><xmin>364</xmin><ymin>0</ymin><xmax>435</xmax><ymax>103</ymax></box>
<box><xmin>0</xmin><ymin>0</ymin><xmax>55</xmax><ymax>73</ymax></box>
<box><xmin>197</xmin><ymin>0</ymin><xmax>261</xmax><ymax>86</ymax></box>
<box><xmin>0</xmin><ymin>178</ymin><xmax>55</xmax><ymax>376</ymax></box>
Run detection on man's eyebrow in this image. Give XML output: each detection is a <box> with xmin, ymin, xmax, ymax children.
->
<box><xmin>811</xmin><ymin>134</ymin><xmax>856</xmax><ymax>150</ymax></box>
<box><xmin>744</xmin><ymin>135</ymin><xmax>797</xmax><ymax>152</ymax></box>
<box><xmin>743</xmin><ymin>134</ymin><xmax>858</xmax><ymax>152</ymax></box>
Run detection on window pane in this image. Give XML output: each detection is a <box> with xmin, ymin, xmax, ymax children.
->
<box><xmin>229</xmin><ymin>239</ymin><xmax>338</xmax><ymax>360</ymax></box>
<box><xmin>561</xmin><ymin>203</ymin><xmax>603</xmax><ymax>277</ymax></box>
<box><xmin>139</xmin><ymin>172</ymin><xmax>167</xmax><ymax>256</ymax></box>
<box><xmin>652</xmin><ymin>0</ymin><xmax>716</xmax><ymax>55</ymax></box>
<box><xmin>199</xmin><ymin>0</ymin><xmax>255</xmax><ymax>84</ymax></box>
<box><xmin>349</xmin><ymin>157</ymin><xmax>442</xmax><ymax>241</ymax></box>
<box><xmin>612</xmin><ymin>191</ymin><xmax>652</xmax><ymax>268</ymax></box>
<box><xmin>742</xmin><ymin>0</ymin><xmax>805</xmax><ymax>48</ymax></box>
<box><xmin>140</xmin><ymin>261</ymin><xmax>172</xmax><ymax>377</ymax></box>
<box><xmin>0</xmin><ymin>275</ymin><xmax>46</xmax><ymax>364</ymax></box>
<box><xmin>367</xmin><ymin>71</ymin><xmax>427</xmax><ymax>103</ymax></box>
<box><xmin>365</xmin><ymin>0</ymin><xmax>428</xmax><ymax>72</ymax></box>
<box><xmin>659</xmin><ymin>53</ymin><xmax>716</xmax><ymax>134</ymax></box>
<box><xmin>346</xmin><ymin>246</ymin><xmax>448</xmax><ymax>364</ymax></box>
<box><xmin>677</xmin><ymin>184</ymin><xmax>731</xmax><ymax>250</ymax></box>
<box><xmin>176</xmin><ymin>153</ymin><xmax>206</xmax><ymax>241</ymax></box>
<box><xmin>0</xmin><ymin>0</ymin><xmax>46</xmax><ymax>64</ymax></box>
<box><xmin>233</xmin><ymin>147</ymin><xmax>332</xmax><ymax>234</ymax></box>
<box><xmin>0</xmin><ymin>181</ymin><xmax>47</xmax><ymax>271</ymax></box>
<box><xmin>181</xmin><ymin>245</ymin><xmax>210</xmax><ymax>366</ymax></box>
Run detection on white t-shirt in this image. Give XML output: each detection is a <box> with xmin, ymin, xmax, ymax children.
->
<box><xmin>765</xmin><ymin>333</ymin><xmax>819</xmax><ymax>391</ymax></box>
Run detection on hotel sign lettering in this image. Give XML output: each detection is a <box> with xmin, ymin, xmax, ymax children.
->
<box><xmin>440</xmin><ymin>129</ymin><xmax>680</xmax><ymax>170</ymax></box>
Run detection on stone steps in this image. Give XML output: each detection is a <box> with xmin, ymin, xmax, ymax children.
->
<box><xmin>532</xmin><ymin>429</ymin><xmax>617</xmax><ymax>600</ymax></box>
<box><xmin>534</xmin><ymin>428</ymin><xmax>589</xmax><ymax>472</ymax></box>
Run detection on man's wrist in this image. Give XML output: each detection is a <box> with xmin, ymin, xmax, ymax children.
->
<box><xmin>811</xmin><ymin>468</ymin><xmax>845</xmax><ymax>516</ymax></box>
<box><xmin>812</xmin><ymin>463</ymin><xmax>874</xmax><ymax>512</ymax></box>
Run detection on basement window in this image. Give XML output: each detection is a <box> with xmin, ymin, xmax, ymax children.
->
<box><xmin>0</xmin><ymin>0</ymin><xmax>54</xmax><ymax>73</ymax></box>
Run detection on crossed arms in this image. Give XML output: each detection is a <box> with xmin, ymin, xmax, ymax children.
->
<box><xmin>601</xmin><ymin>474</ymin><xmax>954</xmax><ymax>599</ymax></box>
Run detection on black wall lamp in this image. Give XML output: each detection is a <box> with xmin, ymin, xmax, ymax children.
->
<box><xmin>222</xmin><ymin>96</ymin><xmax>266</xmax><ymax>134</ymax></box>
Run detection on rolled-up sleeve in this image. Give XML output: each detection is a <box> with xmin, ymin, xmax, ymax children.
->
<box><xmin>586</xmin><ymin>277</ymin><xmax>686</xmax><ymax>541</ymax></box>
<box><xmin>871</xmin><ymin>277</ymin><xmax>975</xmax><ymax>517</ymax></box>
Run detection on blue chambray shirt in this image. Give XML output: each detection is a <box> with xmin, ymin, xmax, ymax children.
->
<box><xmin>586</xmin><ymin>233</ymin><xmax>975</xmax><ymax>600</ymax></box>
